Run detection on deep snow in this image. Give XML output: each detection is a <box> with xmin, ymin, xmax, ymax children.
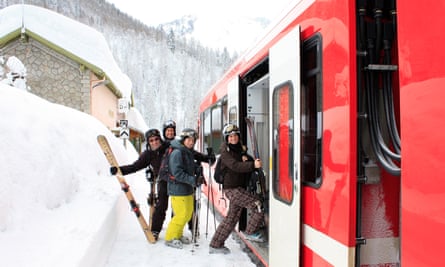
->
<box><xmin>0</xmin><ymin>84</ymin><xmax>256</xmax><ymax>267</ymax></box>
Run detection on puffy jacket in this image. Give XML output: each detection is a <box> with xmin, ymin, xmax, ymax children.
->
<box><xmin>167</xmin><ymin>139</ymin><xmax>197</xmax><ymax>196</ymax></box>
<box><xmin>219</xmin><ymin>142</ymin><xmax>255</xmax><ymax>189</ymax></box>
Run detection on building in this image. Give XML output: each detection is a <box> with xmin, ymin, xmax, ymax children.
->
<box><xmin>0</xmin><ymin>4</ymin><xmax>148</xmax><ymax>151</ymax></box>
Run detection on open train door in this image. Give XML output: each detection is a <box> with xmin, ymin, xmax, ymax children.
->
<box><xmin>269</xmin><ymin>25</ymin><xmax>301</xmax><ymax>266</ymax></box>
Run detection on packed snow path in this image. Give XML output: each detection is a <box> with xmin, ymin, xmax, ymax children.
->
<box><xmin>104</xmin><ymin>173</ymin><xmax>257</xmax><ymax>267</ymax></box>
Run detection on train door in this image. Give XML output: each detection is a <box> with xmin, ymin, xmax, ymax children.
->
<box><xmin>246</xmin><ymin>75</ymin><xmax>270</xmax><ymax>190</ymax></box>
<box><xmin>269</xmin><ymin>26</ymin><xmax>301</xmax><ymax>266</ymax></box>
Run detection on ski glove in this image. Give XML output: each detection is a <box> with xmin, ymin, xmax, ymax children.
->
<box><xmin>196</xmin><ymin>175</ymin><xmax>207</xmax><ymax>186</ymax></box>
<box><xmin>195</xmin><ymin>166</ymin><xmax>206</xmax><ymax>186</ymax></box>
<box><xmin>110</xmin><ymin>166</ymin><xmax>118</xmax><ymax>175</ymax></box>
<box><xmin>146</xmin><ymin>168</ymin><xmax>154</xmax><ymax>182</ymax></box>
<box><xmin>206</xmin><ymin>153</ymin><xmax>216</xmax><ymax>165</ymax></box>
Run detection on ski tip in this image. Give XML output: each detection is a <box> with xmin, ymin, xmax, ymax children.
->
<box><xmin>97</xmin><ymin>135</ymin><xmax>109</xmax><ymax>145</ymax></box>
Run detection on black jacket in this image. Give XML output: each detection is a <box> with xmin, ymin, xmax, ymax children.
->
<box><xmin>120</xmin><ymin>141</ymin><xmax>169</xmax><ymax>176</ymax></box>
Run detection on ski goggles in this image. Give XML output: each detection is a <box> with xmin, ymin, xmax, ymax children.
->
<box><xmin>181</xmin><ymin>129</ymin><xmax>198</xmax><ymax>140</ymax></box>
<box><xmin>225</xmin><ymin>124</ymin><xmax>240</xmax><ymax>135</ymax></box>
<box><xmin>146</xmin><ymin>129</ymin><xmax>161</xmax><ymax>138</ymax></box>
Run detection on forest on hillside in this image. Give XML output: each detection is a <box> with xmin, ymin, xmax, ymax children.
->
<box><xmin>0</xmin><ymin>0</ymin><xmax>234</xmax><ymax>130</ymax></box>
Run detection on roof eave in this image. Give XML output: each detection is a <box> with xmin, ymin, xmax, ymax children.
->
<box><xmin>1</xmin><ymin>29</ymin><xmax>123</xmax><ymax>98</ymax></box>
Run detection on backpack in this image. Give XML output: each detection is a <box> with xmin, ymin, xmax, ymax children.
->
<box><xmin>213</xmin><ymin>157</ymin><xmax>226</xmax><ymax>184</ymax></box>
<box><xmin>158</xmin><ymin>146</ymin><xmax>185</xmax><ymax>182</ymax></box>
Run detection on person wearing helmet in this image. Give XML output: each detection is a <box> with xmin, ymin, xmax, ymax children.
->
<box><xmin>164</xmin><ymin>128</ymin><xmax>205</xmax><ymax>249</ymax></box>
<box><xmin>209</xmin><ymin>123</ymin><xmax>265</xmax><ymax>254</ymax></box>
<box><xmin>109</xmin><ymin>128</ymin><xmax>169</xmax><ymax>240</ymax></box>
<box><xmin>162</xmin><ymin>119</ymin><xmax>176</xmax><ymax>141</ymax></box>
<box><xmin>158</xmin><ymin>120</ymin><xmax>215</xmax><ymax>237</ymax></box>
<box><xmin>110</xmin><ymin>128</ymin><xmax>166</xmax><ymax>176</ymax></box>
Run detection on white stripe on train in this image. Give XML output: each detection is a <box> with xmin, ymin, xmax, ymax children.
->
<box><xmin>303</xmin><ymin>224</ymin><xmax>399</xmax><ymax>266</ymax></box>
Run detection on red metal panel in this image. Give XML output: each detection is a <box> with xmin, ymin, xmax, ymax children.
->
<box><xmin>302</xmin><ymin>245</ymin><xmax>334</xmax><ymax>267</ymax></box>
<box><xmin>300</xmin><ymin>0</ymin><xmax>358</xmax><ymax>249</ymax></box>
<box><xmin>398</xmin><ymin>1</ymin><xmax>445</xmax><ymax>266</ymax></box>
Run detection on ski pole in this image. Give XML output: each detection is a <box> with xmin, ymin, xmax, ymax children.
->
<box><xmin>191</xmin><ymin>166</ymin><xmax>203</xmax><ymax>252</ymax></box>
<box><xmin>205</xmin><ymin>147</ymin><xmax>214</xmax><ymax>238</ymax></box>
<box><xmin>191</xmin><ymin>187</ymin><xmax>201</xmax><ymax>253</ymax></box>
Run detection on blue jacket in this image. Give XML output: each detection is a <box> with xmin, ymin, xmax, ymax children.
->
<box><xmin>167</xmin><ymin>139</ymin><xmax>197</xmax><ymax>196</ymax></box>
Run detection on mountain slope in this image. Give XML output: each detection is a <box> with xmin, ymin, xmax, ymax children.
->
<box><xmin>161</xmin><ymin>14</ymin><xmax>269</xmax><ymax>54</ymax></box>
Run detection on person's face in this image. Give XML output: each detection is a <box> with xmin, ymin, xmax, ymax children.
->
<box><xmin>183</xmin><ymin>137</ymin><xmax>195</xmax><ymax>149</ymax></box>
<box><xmin>165</xmin><ymin>128</ymin><xmax>175</xmax><ymax>139</ymax></box>
<box><xmin>148</xmin><ymin>136</ymin><xmax>161</xmax><ymax>150</ymax></box>
<box><xmin>227</xmin><ymin>133</ymin><xmax>239</xmax><ymax>145</ymax></box>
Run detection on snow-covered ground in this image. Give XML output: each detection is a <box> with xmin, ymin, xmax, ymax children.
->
<box><xmin>0</xmin><ymin>84</ymin><xmax>256</xmax><ymax>267</ymax></box>
<box><xmin>105</xmin><ymin>177</ymin><xmax>254</xmax><ymax>267</ymax></box>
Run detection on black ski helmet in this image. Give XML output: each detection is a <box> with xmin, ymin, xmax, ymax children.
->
<box><xmin>145</xmin><ymin>128</ymin><xmax>161</xmax><ymax>140</ymax></box>
<box><xmin>223</xmin><ymin>123</ymin><xmax>240</xmax><ymax>143</ymax></box>
<box><xmin>162</xmin><ymin>119</ymin><xmax>176</xmax><ymax>139</ymax></box>
<box><xmin>179</xmin><ymin>128</ymin><xmax>198</xmax><ymax>144</ymax></box>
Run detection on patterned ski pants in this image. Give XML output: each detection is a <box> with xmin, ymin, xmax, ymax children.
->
<box><xmin>210</xmin><ymin>187</ymin><xmax>264</xmax><ymax>248</ymax></box>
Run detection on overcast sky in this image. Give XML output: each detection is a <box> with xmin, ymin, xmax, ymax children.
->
<box><xmin>105</xmin><ymin>0</ymin><xmax>293</xmax><ymax>26</ymax></box>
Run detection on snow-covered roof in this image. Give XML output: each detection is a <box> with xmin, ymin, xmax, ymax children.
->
<box><xmin>126</xmin><ymin>107</ymin><xmax>149</xmax><ymax>134</ymax></box>
<box><xmin>0</xmin><ymin>4</ymin><xmax>132</xmax><ymax>98</ymax></box>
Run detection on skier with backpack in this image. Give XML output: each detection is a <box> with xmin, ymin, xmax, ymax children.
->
<box><xmin>209</xmin><ymin>123</ymin><xmax>265</xmax><ymax>254</ymax></box>
<box><xmin>155</xmin><ymin>120</ymin><xmax>215</xmax><ymax>240</ymax></box>
<box><xmin>163</xmin><ymin>128</ymin><xmax>206</xmax><ymax>249</ymax></box>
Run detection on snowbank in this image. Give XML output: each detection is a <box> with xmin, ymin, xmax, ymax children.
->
<box><xmin>0</xmin><ymin>84</ymin><xmax>136</xmax><ymax>266</ymax></box>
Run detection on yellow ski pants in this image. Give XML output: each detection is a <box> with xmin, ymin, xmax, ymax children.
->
<box><xmin>165</xmin><ymin>194</ymin><xmax>194</xmax><ymax>241</ymax></box>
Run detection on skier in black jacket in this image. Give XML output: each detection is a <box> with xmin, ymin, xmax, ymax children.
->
<box><xmin>110</xmin><ymin>128</ymin><xmax>168</xmax><ymax>240</ymax></box>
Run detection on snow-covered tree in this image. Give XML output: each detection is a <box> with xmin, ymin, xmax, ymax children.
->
<box><xmin>167</xmin><ymin>29</ymin><xmax>176</xmax><ymax>53</ymax></box>
<box><xmin>0</xmin><ymin>56</ymin><xmax>29</xmax><ymax>91</ymax></box>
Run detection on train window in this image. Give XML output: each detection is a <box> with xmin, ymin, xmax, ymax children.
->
<box><xmin>203</xmin><ymin>109</ymin><xmax>211</xmax><ymax>152</ymax></box>
<box><xmin>302</xmin><ymin>33</ymin><xmax>322</xmax><ymax>187</ymax></box>
<box><xmin>229</xmin><ymin>106</ymin><xmax>237</xmax><ymax>125</ymax></box>
<box><xmin>201</xmin><ymin>98</ymin><xmax>228</xmax><ymax>154</ymax></box>
<box><xmin>222</xmin><ymin>99</ymin><xmax>228</xmax><ymax>126</ymax></box>
<box><xmin>272</xmin><ymin>81</ymin><xmax>294</xmax><ymax>204</ymax></box>
<box><xmin>211</xmin><ymin>105</ymin><xmax>223</xmax><ymax>151</ymax></box>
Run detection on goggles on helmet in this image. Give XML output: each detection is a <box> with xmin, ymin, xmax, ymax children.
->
<box><xmin>180</xmin><ymin>128</ymin><xmax>198</xmax><ymax>140</ymax></box>
<box><xmin>146</xmin><ymin>129</ymin><xmax>161</xmax><ymax>139</ymax></box>
<box><xmin>224</xmin><ymin>124</ymin><xmax>240</xmax><ymax>135</ymax></box>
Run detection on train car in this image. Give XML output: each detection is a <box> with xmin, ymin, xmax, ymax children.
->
<box><xmin>197</xmin><ymin>0</ymin><xmax>445</xmax><ymax>266</ymax></box>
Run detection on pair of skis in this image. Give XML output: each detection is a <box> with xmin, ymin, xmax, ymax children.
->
<box><xmin>97</xmin><ymin>135</ymin><xmax>157</xmax><ymax>244</ymax></box>
<box><xmin>245</xmin><ymin>116</ymin><xmax>269</xmax><ymax>229</ymax></box>
<box><xmin>245</xmin><ymin>117</ymin><xmax>268</xmax><ymax>203</ymax></box>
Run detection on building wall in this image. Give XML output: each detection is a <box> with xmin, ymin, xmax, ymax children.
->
<box><xmin>91</xmin><ymin>73</ymin><xmax>121</xmax><ymax>129</ymax></box>
<box><xmin>2</xmin><ymin>38</ymin><xmax>91</xmax><ymax>113</ymax></box>
<box><xmin>2</xmin><ymin>37</ymin><xmax>133</xmax><ymax>137</ymax></box>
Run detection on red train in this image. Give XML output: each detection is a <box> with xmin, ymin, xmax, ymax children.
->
<box><xmin>196</xmin><ymin>0</ymin><xmax>445</xmax><ymax>266</ymax></box>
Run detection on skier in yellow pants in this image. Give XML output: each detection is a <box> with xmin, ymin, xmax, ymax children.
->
<box><xmin>164</xmin><ymin>128</ymin><xmax>205</xmax><ymax>249</ymax></box>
